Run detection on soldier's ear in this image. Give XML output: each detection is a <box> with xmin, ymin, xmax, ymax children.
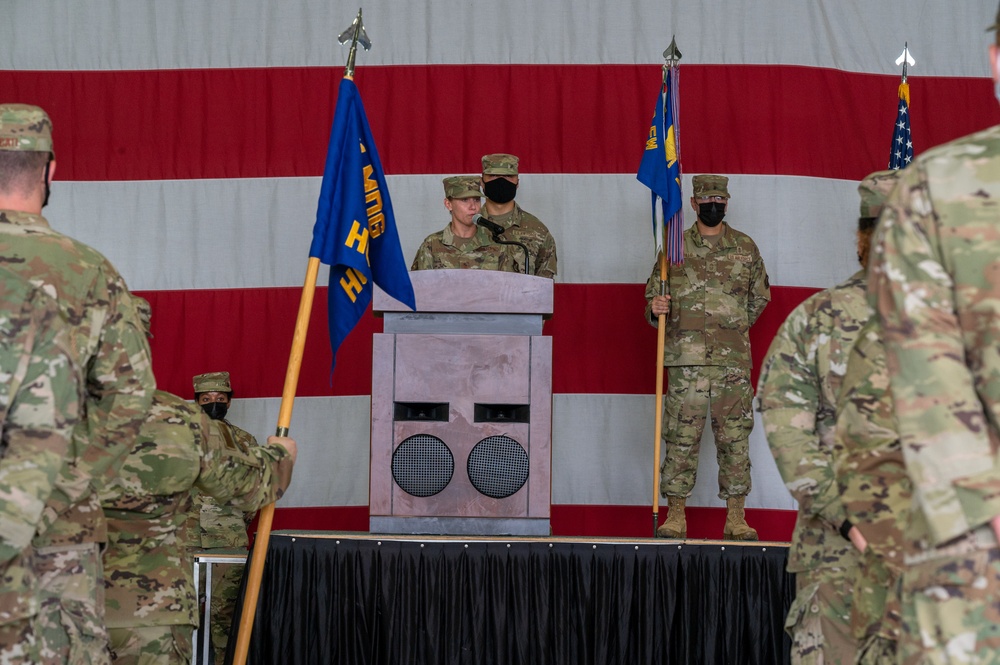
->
<box><xmin>992</xmin><ymin>44</ymin><xmax>1000</xmax><ymax>83</ymax></box>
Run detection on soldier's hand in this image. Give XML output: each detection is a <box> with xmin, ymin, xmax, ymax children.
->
<box><xmin>267</xmin><ymin>435</ymin><xmax>298</xmax><ymax>463</ymax></box>
<box><xmin>651</xmin><ymin>295</ymin><xmax>671</xmax><ymax>317</ymax></box>
<box><xmin>847</xmin><ymin>525</ymin><xmax>867</xmax><ymax>553</ymax></box>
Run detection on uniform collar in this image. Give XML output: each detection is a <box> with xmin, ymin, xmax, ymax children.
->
<box><xmin>0</xmin><ymin>209</ymin><xmax>51</xmax><ymax>229</ymax></box>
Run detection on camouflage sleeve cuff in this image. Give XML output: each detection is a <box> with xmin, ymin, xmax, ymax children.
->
<box><xmin>952</xmin><ymin>471</ymin><xmax>1000</xmax><ymax>540</ymax></box>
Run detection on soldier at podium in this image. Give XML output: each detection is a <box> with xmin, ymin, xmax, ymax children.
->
<box><xmin>411</xmin><ymin>176</ymin><xmax>510</xmax><ymax>271</ymax></box>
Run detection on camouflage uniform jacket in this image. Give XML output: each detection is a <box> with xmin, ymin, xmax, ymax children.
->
<box><xmin>410</xmin><ymin>223</ymin><xmax>512</xmax><ymax>272</ymax></box>
<box><xmin>833</xmin><ymin>318</ymin><xmax>910</xmax><ymax>642</ymax></box>
<box><xmin>485</xmin><ymin>203</ymin><xmax>557</xmax><ymax>278</ymax></box>
<box><xmin>869</xmin><ymin>123</ymin><xmax>1000</xmax><ymax>546</ymax></box>
<box><xmin>0</xmin><ymin>210</ymin><xmax>155</xmax><ymax>548</ymax></box>
<box><xmin>0</xmin><ymin>274</ymin><xmax>80</xmax><ymax>626</ymax></box>
<box><xmin>757</xmin><ymin>270</ymin><xmax>869</xmax><ymax>573</ymax></box>
<box><xmin>645</xmin><ymin>223</ymin><xmax>770</xmax><ymax>371</ymax></box>
<box><xmin>196</xmin><ymin>420</ymin><xmax>260</xmax><ymax>549</ymax></box>
<box><xmin>101</xmin><ymin>391</ymin><xmax>292</xmax><ymax>628</ymax></box>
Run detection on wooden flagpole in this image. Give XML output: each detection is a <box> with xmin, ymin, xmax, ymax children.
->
<box><xmin>232</xmin><ymin>10</ymin><xmax>370</xmax><ymax>664</ymax></box>
<box><xmin>651</xmin><ymin>39</ymin><xmax>681</xmax><ymax>537</ymax></box>
<box><xmin>652</xmin><ymin>250</ymin><xmax>668</xmax><ymax>536</ymax></box>
<box><xmin>231</xmin><ymin>256</ymin><xmax>320</xmax><ymax>665</ymax></box>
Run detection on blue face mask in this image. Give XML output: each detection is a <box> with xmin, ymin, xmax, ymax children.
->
<box><xmin>698</xmin><ymin>202</ymin><xmax>725</xmax><ymax>227</ymax></box>
<box><xmin>201</xmin><ymin>401</ymin><xmax>229</xmax><ymax>421</ymax></box>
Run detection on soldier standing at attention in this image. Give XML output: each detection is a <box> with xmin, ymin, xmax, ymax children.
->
<box><xmin>102</xmin><ymin>300</ymin><xmax>298</xmax><ymax>665</ymax></box>
<box><xmin>0</xmin><ymin>270</ymin><xmax>80</xmax><ymax>662</ymax></box>
<box><xmin>411</xmin><ymin>176</ymin><xmax>506</xmax><ymax>271</ymax></box>
<box><xmin>645</xmin><ymin>174</ymin><xmax>770</xmax><ymax>541</ymax></box>
<box><xmin>479</xmin><ymin>153</ymin><xmax>557</xmax><ymax>279</ymax></box>
<box><xmin>192</xmin><ymin>371</ymin><xmax>259</xmax><ymax>665</ymax></box>
<box><xmin>0</xmin><ymin>103</ymin><xmax>156</xmax><ymax>664</ymax></box>
<box><xmin>757</xmin><ymin>170</ymin><xmax>899</xmax><ymax>665</ymax></box>
<box><xmin>868</xmin><ymin>5</ymin><xmax>1000</xmax><ymax>661</ymax></box>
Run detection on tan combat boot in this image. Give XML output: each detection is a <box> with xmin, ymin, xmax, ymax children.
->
<box><xmin>723</xmin><ymin>496</ymin><xmax>758</xmax><ymax>541</ymax></box>
<box><xmin>656</xmin><ymin>496</ymin><xmax>687</xmax><ymax>539</ymax></box>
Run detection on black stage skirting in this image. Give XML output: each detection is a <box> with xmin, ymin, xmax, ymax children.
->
<box><xmin>231</xmin><ymin>531</ymin><xmax>794</xmax><ymax>665</ymax></box>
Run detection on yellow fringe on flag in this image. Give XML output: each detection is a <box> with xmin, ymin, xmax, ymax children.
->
<box><xmin>898</xmin><ymin>81</ymin><xmax>910</xmax><ymax>107</ymax></box>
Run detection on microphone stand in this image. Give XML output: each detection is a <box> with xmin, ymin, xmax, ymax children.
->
<box><xmin>476</xmin><ymin>215</ymin><xmax>530</xmax><ymax>274</ymax></box>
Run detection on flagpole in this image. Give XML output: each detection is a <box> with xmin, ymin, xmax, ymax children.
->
<box><xmin>651</xmin><ymin>39</ymin><xmax>682</xmax><ymax>537</ymax></box>
<box><xmin>231</xmin><ymin>10</ymin><xmax>367</xmax><ymax>664</ymax></box>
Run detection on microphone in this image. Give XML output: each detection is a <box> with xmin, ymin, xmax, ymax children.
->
<box><xmin>473</xmin><ymin>213</ymin><xmax>531</xmax><ymax>275</ymax></box>
<box><xmin>473</xmin><ymin>213</ymin><xmax>506</xmax><ymax>236</ymax></box>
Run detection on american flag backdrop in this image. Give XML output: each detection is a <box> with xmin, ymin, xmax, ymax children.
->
<box><xmin>3</xmin><ymin>0</ymin><xmax>999</xmax><ymax>539</ymax></box>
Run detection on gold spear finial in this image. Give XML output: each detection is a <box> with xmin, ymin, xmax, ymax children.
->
<box><xmin>338</xmin><ymin>8</ymin><xmax>372</xmax><ymax>79</ymax></box>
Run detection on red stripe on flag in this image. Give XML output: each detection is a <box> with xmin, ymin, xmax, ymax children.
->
<box><xmin>139</xmin><ymin>283</ymin><xmax>819</xmax><ymax>399</ymax></box>
<box><xmin>3</xmin><ymin>65</ymin><xmax>996</xmax><ymax>181</ymax></box>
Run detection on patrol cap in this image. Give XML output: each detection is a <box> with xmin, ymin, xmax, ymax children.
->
<box><xmin>0</xmin><ymin>104</ymin><xmax>54</xmax><ymax>156</ymax></box>
<box><xmin>858</xmin><ymin>169</ymin><xmax>900</xmax><ymax>218</ymax></box>
<box><xmin>692</xmin><ymin>174</ymin><xmax>730</xmax><ymax>198</ymax></box>
<box><xmin>193</xmin><ymin>371</ymin><xmax>232</xmax><ymax>394</ymax></box>
<box><xmin>988</xmin><ymin>3</ymin><xmax>1000</xmax><ymax>31</ymax></box>
<box><xmin>443</xmin><ymin>176</ymin><xmax>483</xmax><ymax>199</ymax></box>
<box><xmin>481</xmin><ymin>153</ymin><xmax>519</xmax><ymax>176</ymax></box>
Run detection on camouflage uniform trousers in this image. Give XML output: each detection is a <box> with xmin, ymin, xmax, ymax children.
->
<box><xmin>785</xmin><ymin>568</ymin><xmax>856</xmax><ymax>665</ymax></box>
<box><xmin>8</xmin><ymin>542</ymin><xmax>110</xmax><ymax>665</ymax></box>
<box><xmin>210</xmin><ymin>563</ymin><xmax>243</xmax><ymax>663</ymax></box>
<box><xmin>108</xmin><ymin>625</ymin><xmax>191</xmax><ymax>665</ymax></box>
<box><xmin>850</xmin><ymin>552</ymin><xmax>902</xmax><ymax>665</ymax></box>
<box><xmin>660</xmin><ymin>364</ymin><xmax>753</xmax><ymax>499</ymax></box>
<box><xmin>897</xmin><ymin>534</ymin><xmax>1000</xmax><ymax>665</ymax></box>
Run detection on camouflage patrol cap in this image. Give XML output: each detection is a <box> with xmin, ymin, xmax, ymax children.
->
<box><xmin>987</xmin><ymin>2</ymin><xmax>1000</xmax><ymax>31</ymax></box>
<box><xmin>858</xmin><ymin>169</ymin><xmax>900</xmax><ymax>218</ymax></box>
<box><xmin>443</xmin><ymin>176</ymin><xmax>484</xmax><ymax>199</ymax></box>
<box><xmin>193</xmin><ymin>371</ymin><xmax>232</xmax><ymax>394</ymax></box>
<box><xmin>481</xmin><ymin>153</ymin><xmax>519</xmax><ymax>175</ymax></box>
<box><xmin>0</xmin><ymin>104</ymin><xmax>54</xmax><ymax>156</ymax></box>
<box><xmin>692</xmin><ymin>174</ymin><xmax>730</xmax><ymax>198</ymax></box>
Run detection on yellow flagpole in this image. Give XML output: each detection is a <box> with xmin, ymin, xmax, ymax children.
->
<box><xmin>231</xmin><ymin>256</ymin><xmax>321</xmax><ymax>665</ymax></box>
<box><xmin>231</xmin><ymin>10</ymin><xmax>368</xmax><ymax>662</ymax></box>
<box><xmin>652</xmin><ymin>250</ymin><xmax>668</xmax><ymax>536</ymax></box>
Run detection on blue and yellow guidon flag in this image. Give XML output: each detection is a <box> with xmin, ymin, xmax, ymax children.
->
<box><xmin>310</xmin><ymin>77</ymin><xmax>416</xmax><ymax>366</ymax></box>
<box><xmin>636</xmin><ymin>67</ymin><xmax>684</xmax><ymax>264</ymax></box>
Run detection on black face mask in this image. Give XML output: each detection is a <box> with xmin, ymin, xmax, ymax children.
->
<box><xmin>483</xmin><ymin>178</ymin><xmax>517</xmax><ymax>204</ymax></box>
<box><xmin>42</xmin><ymin>159</ymin><xmax>52</xmax><ymax>208</ymax></box>
<box><xmin>698</xmin><ymin>202</ymin><xmax>726</xmax><ymax>227</ymax></box>
<box><xmin>201</xmin><ymin>402</ymin><xmax>229</xmax><ymax>421</ymax></box>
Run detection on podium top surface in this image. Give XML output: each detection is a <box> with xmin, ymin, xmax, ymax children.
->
<box><xmin>374</xmin><ymin>269</ymin><xmax>553</xmax><ymax>315</ymax></box>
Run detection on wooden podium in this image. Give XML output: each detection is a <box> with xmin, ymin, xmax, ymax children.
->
<box><xmin>370</xmin><ymin>270</ymin><xmax>553</xmax><ymax>536</ymax></box>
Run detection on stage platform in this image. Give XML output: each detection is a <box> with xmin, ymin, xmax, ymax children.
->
<box><xmin>233</xmin><ymin>530</ymin><xmax>794</xmax><ymax>665</ymax></box>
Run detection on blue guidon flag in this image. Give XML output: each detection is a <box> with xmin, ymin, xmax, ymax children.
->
<box><xmin>637</xmin><ymin>66</ymin><xmax>684</xmax><ymax>264</ymax></box>
<box><xmin>310</xmin><ymin>77</ymin><xmax>416</xmax><ymax>366</ymax></box>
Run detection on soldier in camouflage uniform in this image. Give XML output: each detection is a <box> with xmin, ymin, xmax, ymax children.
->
<box><xmin>101</xmin><ymin>300</ymin><xmax>298</xmax><ymax>665</ymax></box>
<box><xmin>833</xmin><ymin>318</ymin><xmax>909</xmax><ymax>665</ymax></box>
<box><xmin>411</xmin><ymin>176</ymin><xmax>509</xmax><ymax>271</ymax></box>
<box><xmin>0</xmin><ymin>103</ymin><xmax>156</xmax><ymax>664</ymax></box>
<box><xmin>478</xmin><ymin>153</ymin><xmax>557</xmax><ymax>278</ymax></box>
<box><xmin>831</xmin><ymin>173</ymin><xmax>909</xmax><ymax>665</ymax></box>
<box><xmin>192</xmin><ymin>371</ymin><xmax>260</xmax><ymax>664</ymax></box>
<box><xmin>0</xmin><ymin>268</ymin><xmax>80</xmax><ymax>664</ymax></box>
<box><xmin>757</xmin><ymin>170</ymin><xmax>899</xmax><ymax>664</ymax></box>
<box><xmin>645</xmin><ymin>174</ymin><xmax>770</xmax><ymax>540</ymax></box>
<box><xmin>867</xmin><ymin>8</ymin><xmax>1000</xmax><ymax>661</ymax></box>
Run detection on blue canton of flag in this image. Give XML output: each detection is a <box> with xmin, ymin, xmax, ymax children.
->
<box><xmin>637</xmin><ymin>67</ymin><xmax>684</xmax><ymax>264</ymax></box>
<box><xmin>310</xmin><ymin>77</ymin><xmax>416</xmax><ymax>367</ymax></box>
<box><xmin>888</xmin><ymin>83</ymin><xmax>913</xmax><ymax>170</ymax></box>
